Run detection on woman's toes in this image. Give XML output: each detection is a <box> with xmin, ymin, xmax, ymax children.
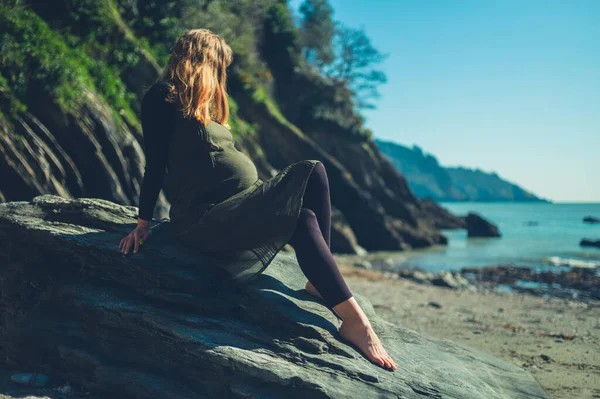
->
<box><xmin>383</xmin><ymin>357</ymin><xmax>392</xmax><ymax>370</ymax></box>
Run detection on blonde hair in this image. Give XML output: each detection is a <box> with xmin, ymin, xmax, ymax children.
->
<box><xmin>163</xmin><ymin>29</ymin><xmax>233</xmax><ymax>128</ymax></box>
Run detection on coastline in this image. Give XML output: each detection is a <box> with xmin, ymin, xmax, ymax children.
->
<box><xmin>335</xmin><ymin>258</ymin><xmax>600</xmax><ymax>399</ymax></box>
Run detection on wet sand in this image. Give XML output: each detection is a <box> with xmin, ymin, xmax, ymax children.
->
<box><xmin>336</xmin><ymin>260</ymin><xmax>600</xmax><ymax>399</ymax></box>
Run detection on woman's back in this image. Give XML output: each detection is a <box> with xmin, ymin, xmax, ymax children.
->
<box><xmin>140</xmin><ymin>80</ymin><xmax>260</xmax><ymax>234</ymax></box>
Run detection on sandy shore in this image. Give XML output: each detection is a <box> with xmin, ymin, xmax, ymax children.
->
<box><xmin>335</xmin><ymin>260</ymin><xmax>600</xmax><ymax>399</ymax></box>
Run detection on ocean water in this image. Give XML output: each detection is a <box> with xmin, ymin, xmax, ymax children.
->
<box><xmin>379</xmin><ymin>202</ymin><xmax>600</xmax><ymax>273</ymax></box>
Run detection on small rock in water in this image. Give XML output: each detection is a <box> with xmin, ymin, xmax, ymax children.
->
<box><xmin>352</xmin><ymin>260</ymin><xmax>372</xmax><ymax>269</ymax></box>
<box><xmin>10</xmin><ymin>372</ymin><xmax>49</xmax><ymax>387</ymax></box>
<box><xmin>580</xmin><ymin>238</ymin><xmax>600</xmax><ymax>248</ymax></box>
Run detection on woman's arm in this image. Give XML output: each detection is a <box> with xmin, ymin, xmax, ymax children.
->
<box><xmin>137</xmin><ymin>83</ymin><xmax>174</xmax><ymax>226</ymax></box>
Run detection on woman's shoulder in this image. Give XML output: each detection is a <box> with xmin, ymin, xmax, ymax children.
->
<box><xmin>144</xmin><ymin>79</ymin><xmax>171</xmax><ymax>98</ymax></box>
<box><xmin>143</xmin><ymin>80</ymin><xmax>175</xmax><ymax>110</ymax></box>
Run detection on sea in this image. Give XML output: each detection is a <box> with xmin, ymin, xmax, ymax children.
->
<box><xmin>368</xmin><ymin>202</ymin><xmax>600</xmax><ymax>274</ymax></box>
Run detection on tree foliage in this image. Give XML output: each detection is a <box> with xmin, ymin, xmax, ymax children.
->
<box><xmin>298</xmin><ymin>0</ymin><xmax>387</xmax><ymax>110</ymax></box>
<box><xmin>298</xmin><ymin>0</ymin><xmax>335</xmax><ymax>67</ymax></box>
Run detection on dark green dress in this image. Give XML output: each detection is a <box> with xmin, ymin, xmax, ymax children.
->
<box><xmin>165</xmin><ymin>114</ymin><xmax>320</xmax><ymax>284</ymax></box>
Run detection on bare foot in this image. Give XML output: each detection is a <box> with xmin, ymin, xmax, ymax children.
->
<box><xmin>339</xmin><ymin>318</ymin><xmax>398</xmax><ymax>371</ymax></box>
<box><xmin>304</xmin><ymin>280</ymin><xmax>324</xmax><ymax>301</ymax></box>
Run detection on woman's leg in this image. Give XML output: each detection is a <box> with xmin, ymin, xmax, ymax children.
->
<box><xmin>288</xmin><ymin>208</ymin><xmax>351</xmax><ymax>308</ymax></box>
<box><xmin>300</xmin><ymin>162</ymin><xmax>333</xmax><ymax>299</ymax></box>
<box><xmin>301</xmin><ymin>162</ymin><xmax>331</xmax><ymax>248</ymax></box>
<box><xmin>288</xmin><ymin>208</ymin><xmax>397</xmax><ymax>370</ymax></box>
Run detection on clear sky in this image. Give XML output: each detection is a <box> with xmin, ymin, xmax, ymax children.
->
<box><xmin>289</xmin><ymin>0</ymin><xmax>599</xmax><ymax>202</ymax></box>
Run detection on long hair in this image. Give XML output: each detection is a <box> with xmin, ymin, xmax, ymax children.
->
<box><xmin>162</xmin><ymin>29</ymin><xmax>233</xmax><ymax>128</ymax></box>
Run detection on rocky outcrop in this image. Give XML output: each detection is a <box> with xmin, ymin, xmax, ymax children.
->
<box><xmin>465</xmin><ymin>212</ymin><xmax>501</xmax><ymax>237</ymax></box>
<box><xmin>0</xmin><ymin>195</ymin><xmax>548</xmax><ymax>399</ymax></box>
<box><xmin>419</xmin><ymin>198</ymin><xmax>466</xmax><ymax>229</ymax></box>
<box><xmin>330</xmin><ymin>207</ymin><xmax>366</xmax><ymax>255</ymax></box>
<box><xmin>462</xmin><ymin>265</ymin><xmax>600</xmax><ymax>300</ymax></box>
<box><xmin>0</xmin><ymin>86</ymin><xmax>165</xmax><ymax>216</ymax></box>
<box><xmin>580</xmin><ymin>238</ymin><xmax>600</xmax><ymax>248</ymax></box>
<box><xmin>583</xmin><ymin>216</ymin><xmax>600</xmax><ymax>223</ymax></box>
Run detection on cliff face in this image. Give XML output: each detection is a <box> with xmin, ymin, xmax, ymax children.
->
<box><xmin>0</xmin><ymin>0</ymin><xmax>464</xmax><ymax>252</ymax></box>
<box><xmin>375</xmin><ymin>138</ymin><xmax>546</xmax><ymax>202</ymax></box>
<box><xmin>0</xmin><ymin>196</ymin><xmax>548</xmax><ymax>399</ymax></box>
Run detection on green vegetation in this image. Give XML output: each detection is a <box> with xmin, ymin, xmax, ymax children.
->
<box><xmin>0</xmin><ymin>4</ymin><xmax>96</xmax><ymax>113</ymax></box>
<box><xmin>1</xmin><ymin>0</ymin><xmax>384</xmax><ymax>144</ymax></box>
<box><xmin>0</xmin><ymin>1</ymin><xmax>143</xmax><ymax>131</ymax></box>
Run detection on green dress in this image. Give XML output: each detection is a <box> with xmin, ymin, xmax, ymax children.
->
<box><xmin>165</xmin><ymin>114</ymin><xmax>320</xmax><ymax>284</ymax></box>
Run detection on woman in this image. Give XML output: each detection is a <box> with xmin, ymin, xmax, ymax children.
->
<box><xmin>118</xmin><ymin>29</ymin><xmax>397</xmax><ymax>371</ymax></box>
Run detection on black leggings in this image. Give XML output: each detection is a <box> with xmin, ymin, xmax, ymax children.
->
<box><xmin>288</xmin><ymin>162</ymin><xmax>353</xmax><ymax>308</ymax></box>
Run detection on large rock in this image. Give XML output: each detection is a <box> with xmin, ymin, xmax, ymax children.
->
<box><xmin>465</xmin><ymin>212</ymin><xmax>501</xmax><ymax>237</ymax></box>
<box><xmin>0</xmin><ymin>195</ymin><xmax>547</xmax><ymax>399</ymax></box>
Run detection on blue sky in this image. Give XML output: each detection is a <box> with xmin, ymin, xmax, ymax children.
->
<box><xmin>289</xmin><ymin>0</ymin><xmax>599</xmax><ymax>202</ymax></box>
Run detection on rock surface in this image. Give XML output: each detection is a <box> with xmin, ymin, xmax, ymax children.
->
<box><xmin>0</xmin><ymin>195</ymin><xmax>547</xmax><ymax>399</ymax></box>
<box><xmin>465</xmin><ymin>212</ymin><xmax>501</xmax><ymax>237</ymax></box>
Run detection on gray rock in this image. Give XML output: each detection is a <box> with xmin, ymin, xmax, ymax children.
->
<box><xmin>0</xmin><ymin>195</ymin><xmax>548</xmax><ymax>399</ymax></box>
<box><xmin>352</xmin><ymin>260</ymin><xmax>373</xmax><ymax>270</ymax></box>
<box><xmin>398</xmin><ymin>269</ymin><xmax>477</xmax><ymax>292</ymax></box>
<box><xmin>431</xmin><ymin>271</ymin><xmax>477</xmax><ymax>291</ymax></box>
<box><xmin>465</xmin><ymin>212</ymin><xmax>501</xmax><ymax>237</ymax></box>
<box><xmin>398</xmin><ymin>269</ymin><xmax>436</xmax><ymax>284</ymax></box>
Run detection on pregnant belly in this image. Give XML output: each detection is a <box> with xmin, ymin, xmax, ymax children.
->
<box><xmin>212</xmin><ymin>146</ymin><xmax>260</xmax><ymax>197</ymax></box>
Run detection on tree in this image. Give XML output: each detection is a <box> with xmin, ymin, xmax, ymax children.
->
<box><xmin>325</xmin><ymin>24</ymin><xmax>387</xmax><ymax>109</ymax></box>
<box><xmin>298</xmin><ymin>0</ymin><xmax>335</xmax><ymax>68</ymax></box>
<box><xmin>298</xmin><ymin>1</ymin><xmax>387</xmax><ymax>110</ymax></box>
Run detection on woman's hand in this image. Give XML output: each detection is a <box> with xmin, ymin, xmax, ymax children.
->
<box><xmin>119</xmin><ymin>220</ymin><xmax>152</xmax><ymax>254</ymax></box>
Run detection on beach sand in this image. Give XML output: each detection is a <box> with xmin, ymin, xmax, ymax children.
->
<box><xmin>336</xmin><ymin>260</ymin><xmax>600</xmax><ymax>399</ymax></box>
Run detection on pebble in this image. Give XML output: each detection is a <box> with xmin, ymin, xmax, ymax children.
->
<box><xmin>540</xmin><ymin>354</ymin><xmax>552</xmax><ymax>362</ymax></box>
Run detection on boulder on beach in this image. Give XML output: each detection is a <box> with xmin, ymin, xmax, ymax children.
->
<box><xmin>583</xmin><ymin>216</ymin><xmax>600</xmax><ymax>223</ymax></box>
<box><xmin>0</xmin><ymin>195</ymin><xmax>548</xmax><ymax>399</ymax></box>
<box><xmin>465</xmin><ymin>212</ymin><xmax>501</xmax><ymax>237</ymax></box>
<box><xmin>580</xmin><ymin>238</ymin><xmax>600</xmax><ymax>248</ymax></box>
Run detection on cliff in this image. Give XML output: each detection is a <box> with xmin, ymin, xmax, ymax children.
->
<box><xmin>375</xmin><ymin>138</ymin><xmax>547</xmax><ymax>202</ymax></box>
<box><xmin>0</xmin><ymin>0</ymin><xmax>466</xmax><ymax>255</ymax></box>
